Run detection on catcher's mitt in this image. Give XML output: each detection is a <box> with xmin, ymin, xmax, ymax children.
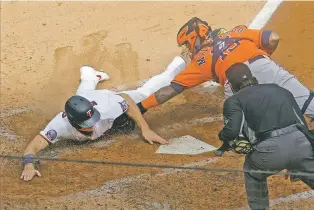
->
<box><xmin>231</xmin><ymin>138</ymin><xmax>252</xmax><ymax>154</ymax></box>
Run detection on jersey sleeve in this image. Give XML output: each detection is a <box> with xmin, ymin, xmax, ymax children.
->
<box><xmin>229</xmin><ymin>25</ymin><xmax>273</xmax><ymax>51</ymax></box>
<box><xmin>39</xmin><ymin>113</ymin><xmax>73</xmax><ymax>144</ymax></box>
<box><xmin>100</xmin><ymin>94</ymin><xmax>129</xmax><ymax>120</ymax></box>
<box><xmin>172</xmin><ymin>50</ymin><xmax>213</xmax><ymax>88</ymax></box>
<box><xmin>218</xmin><ymin>97</ymin><xmax>244</xmax><ymax>142</ymax></box>
<box><xmin>229</xmin><ymin>25</ymin><xmax>261</xmax><ymax>47</ymax></box>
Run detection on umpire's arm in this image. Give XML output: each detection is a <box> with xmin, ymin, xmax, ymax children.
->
<box><xmin>218</xmin><ymin>97</ymin><xmax>244</xmax><ymax>142</ymax></box>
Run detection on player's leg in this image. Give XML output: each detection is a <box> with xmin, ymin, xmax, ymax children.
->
<box><xmin>243</xmin><ymin>156</ymin><xmax>272</xmax><ymax>210</ymax></box>
<box><xmin>244</xmin><ymin>150</ymin><xmax>280</xmax><ymax>209</ymax></box>
<box><xmin>76</xmin><ymin>66</ymin><xmax>110</xmax><ymax>95</ymax></box>
<box><xmin>298</xmin><ymin>156</ymin><xmax>314</xmax><ymax>189</ymax></box>
<box><xmin>119</xmin><ymin>56</ymin><xmax>186</xmax><ymax>104</ymax></box>
<box><xmin>244</xmin><ymin>133</ymin><xmax>294</xmax><ymax>209</ymax></box>
<box><xmin>248</xmin><ymin>58</ymin><xmax>314</xmax><ymax>120</ymax></box>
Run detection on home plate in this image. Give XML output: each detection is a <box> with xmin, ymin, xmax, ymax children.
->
<box><xmin>156</xmin><ymin>135</ymin><xmax>218</xmax><ymax>155</ymax></box>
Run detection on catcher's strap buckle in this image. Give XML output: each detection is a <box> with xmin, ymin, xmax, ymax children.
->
<box><xmin>302</xmin><ymin>91</ymin><xmax>314</xmax><ymax>114</ymax></box>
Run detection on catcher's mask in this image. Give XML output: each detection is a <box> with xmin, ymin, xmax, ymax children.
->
<box><xmin>177</xmin><ymin>17</ymin><xmax>211</xmax><ymax>58</ymax></box>
<box><xmin>65</xmin><ymin>95</ymin><xmax>100</xmax><ymax>135</ymax></box>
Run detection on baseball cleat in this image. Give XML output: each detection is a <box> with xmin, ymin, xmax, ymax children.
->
<box><xmin>95</xmin><ymin>70</ymin><xmax>110</xmax><ymax>81</ymax></box>
<box><xmin>80</xmin><ymin>65</ymin><xmax>110</xmax><ymax>81</ymax></box>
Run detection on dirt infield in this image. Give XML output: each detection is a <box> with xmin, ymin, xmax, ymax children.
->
<box><xmin>1</xmin><ymin>1</ymin><xmax>314</xmax><ymax>209</ymax></box>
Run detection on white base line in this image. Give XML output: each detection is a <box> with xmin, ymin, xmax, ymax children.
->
<box><xmin>248</xmin><ymin>0</ymin><xmax>283</xmax><ymax>29</ymax></box>
<box><xmin>270</xmin><ymin>190</ymin><xmax>314</xmax><ymax>206</ymax></box>
<box><xmin>235</xmin><ymin>190</ymin><xmax>314</xmax><ymax>210</ymax></box>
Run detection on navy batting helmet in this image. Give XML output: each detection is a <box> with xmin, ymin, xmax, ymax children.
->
<box><xmin>65</xmin><ymin>95</ymin><xmax>100</xmax><ymax>128</ymax></box>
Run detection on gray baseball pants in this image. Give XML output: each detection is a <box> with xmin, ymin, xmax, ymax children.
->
<box><xmin>244</xmin><ymin>125</ymin><xmax>314</xmax><ymax>210</ymax></box>
<box><xmin>224</xmin><ymin>57</ymin><xmax>314</xmax><ymax>120</ymax></box>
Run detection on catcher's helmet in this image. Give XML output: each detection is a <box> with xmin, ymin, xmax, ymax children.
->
<box><xmin>177</xmin><ymin>17</ymin><xmax>211</xmax><ymax>57</ymax></box>
<box><xmin>65</xmin><ymin>95</ymin><xmax>100</xmax><ymax>128</ymax></box>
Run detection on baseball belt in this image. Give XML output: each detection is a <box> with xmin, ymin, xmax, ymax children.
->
<box><xmin>256</xmin><ymin>123</ymin><xmax>299</xmax><ymax>141</ymax></box>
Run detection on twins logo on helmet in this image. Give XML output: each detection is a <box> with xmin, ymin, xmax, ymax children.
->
<box><xmin>86</xmin><ymin>110</ymin><xmax>92</xmax><ymax>118</ymax></box>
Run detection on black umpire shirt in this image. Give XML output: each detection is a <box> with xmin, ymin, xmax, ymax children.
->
<box><xmin>218</xmin><ymin>84</ymin><xmax>307</xmax><ymax>142</ymax></box>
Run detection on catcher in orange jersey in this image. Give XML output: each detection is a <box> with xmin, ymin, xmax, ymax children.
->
<box><xmin>137</xmin><ymin>17</ymin><xmax>314</xmax><ymax>123</ymax></box>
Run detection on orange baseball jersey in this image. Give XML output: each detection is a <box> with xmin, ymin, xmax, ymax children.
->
<box><xmin>172</xmin><ymin>25</ymin><xmax>271</xmax><ymax>87</ymax></box>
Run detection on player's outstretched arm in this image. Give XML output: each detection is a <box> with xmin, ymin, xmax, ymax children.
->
<box><xmin>20</xmin><ymin>135</ymin><xmax>49</xmax><ymax>181</ymax></box>
<box><xmin>119</xmin><ymin>93</ymin><xmax>168</xmax><ymax>145</ymax></box>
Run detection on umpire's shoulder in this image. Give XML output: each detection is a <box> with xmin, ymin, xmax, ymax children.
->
<box><xmin>223</xmin><ymin>94</ymin><xmax>240</xmax><ymax>108</ymax></box>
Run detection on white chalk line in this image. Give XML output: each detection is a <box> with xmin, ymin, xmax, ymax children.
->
<box><xmin>235</xmin><ymin>190</ymin><xmax>314</xmax><ymax>210</ymax></box>
<box><xmin>270</xmin><ymin>190</ymin><xmax>314</xmax><ymax>206</ymax></box>
<box><xmin>0</xmin><ymin>107</ymin><xmax>32</xmax><ymax>118</ymax></box>
<box><xmin>64</xmin><ymin>157</ymin><xmax>218</xmax><ymax>199</ymax></box>
<box><xmin>248</xmin><ymin>0</ymin><xmax>283</xmax><ymax>29</ymax></box>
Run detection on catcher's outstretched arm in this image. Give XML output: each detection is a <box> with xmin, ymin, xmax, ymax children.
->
<box><xmin>119</xmin><ymin>56</ymin><xmax>186</xmax><ymax>105</ymax></box>
<box><xmin>140</xmin><ymin>83</ymin><xmax>185</xmax><ymax>110</ymax></box>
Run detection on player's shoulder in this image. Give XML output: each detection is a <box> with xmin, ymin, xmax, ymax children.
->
<box><xmin>46</xmin><ymin>112</ymin><xmax>73</xmax><ymax>129</ymax></box>
<box><xmin>39</xmin><ymin>112</ymin><xmax>73</xmax><ymax>143</ymax></box>
<box><xmin>224</xmin><ymin>93</ymin><xmax>242</xmax><ymax>107</ymax></box>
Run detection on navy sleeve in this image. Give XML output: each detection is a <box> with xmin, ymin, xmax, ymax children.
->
<box><xmin>261</xmin><ymin>30</ymin><xmax>272</xmax><ymax>49</ymax></box>
<box><xmin>218</xmin><ymin>97</ymin><xmax>244</xmax><ymax>142</ymax></box>
<box><xmin>170</xmin><ymin>82</ymin><xmax>186</xmax><ymax>93</ymax></box>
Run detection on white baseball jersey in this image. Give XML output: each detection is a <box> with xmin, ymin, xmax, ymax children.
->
<box><xmin>39</xmin><ymin>89</ymin><xmax>129</xmax><ymax>143</ymax></box>
<box><xmin>40</xmin><ymin>57</ymin><xmax>187</xmax><ymax>144</ymax></box>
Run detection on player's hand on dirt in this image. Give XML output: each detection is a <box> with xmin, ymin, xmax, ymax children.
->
<box><xmin>141</xmin><ymin>128</ymin><xmax>168</xmax><ymax>145</ymax></box>
<box><xmin>20</xmin><ymin>163</ymin><xmax>41</xmax><ymax>181</ymax></box>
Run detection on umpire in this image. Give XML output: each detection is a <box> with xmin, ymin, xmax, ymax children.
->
<box><xmin>218</xmin><ymin>63</ymin><xmax>314</xmax><ymax>210</ymax></box>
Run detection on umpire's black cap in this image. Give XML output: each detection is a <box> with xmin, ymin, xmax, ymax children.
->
<box><xmin>65</xmin><ymin>95</ymin><xmax>100</xmax><ymax>128</ymax></box>
<box><xmin>226</xmin><ymin>63</ymin><xmax>253</xmax><ymax>91</ymax></box>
